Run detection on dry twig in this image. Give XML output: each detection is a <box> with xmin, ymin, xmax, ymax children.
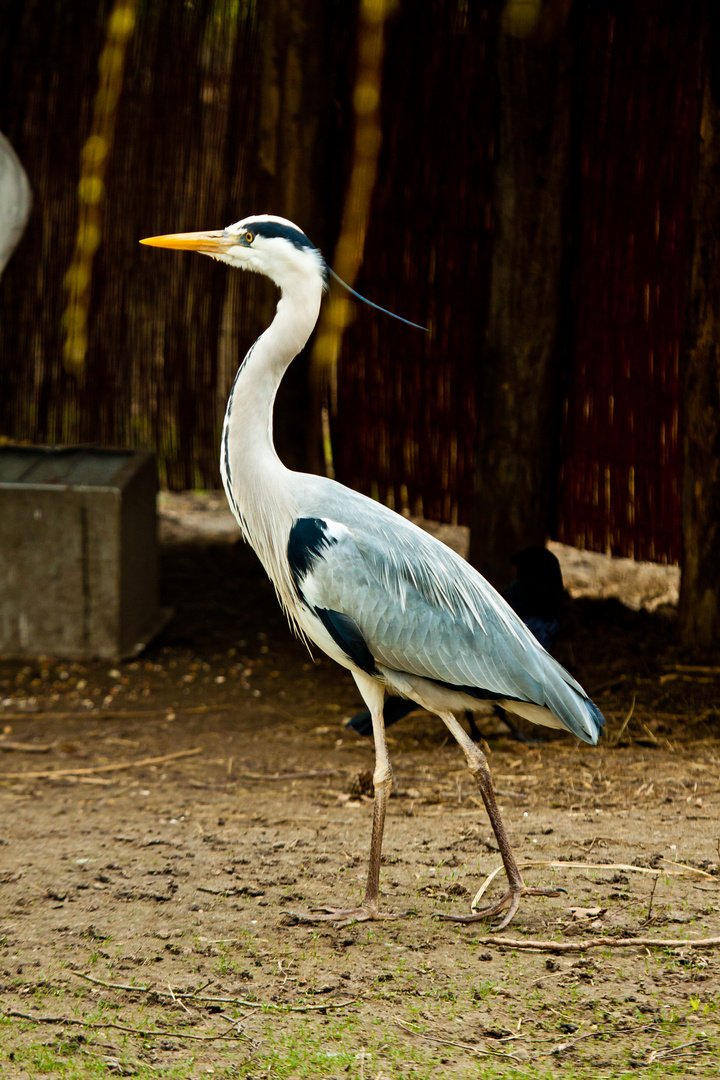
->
<box><xmin>74</xmin><ymin>971</ymin><xmax>357</xmax><ymax>1012</ymax></box>
<box><xmin>0</xmin><ymin>705</ymin><xmax>230</xmax><ymax>721</ymax></box>
<box><xmin>470</xmin><ymin>858</ymin><xmax>714</xmax><ymax>909</ymax></box>
<box><xmin>394</xmin><ymin>1017</ymin><xmax>514</xmax><ymax>1059</ymax></box>
<box><xmin>646</xmin><ymin>1038</ymin><xmax>708</xmax><ymax>1064</ymax></box>
<box><xmin>470</xmin><ymin>935</ymin><xmax>720</xmax><ymax>953</ymax></box>
<box><xmin>551</xmin><ymin>1031</ymin><xmax>599</xmax><ymax>1054</ymax></box>
<box><xmin>2</xmin><ymin>1007</ymin><xmax>243</xmax><ymax>1042</ymax></box>
<box><xmin>610</xmin><ymin>694</ymin><xmax>636</xmax><ymax>745</ymax></box>
<box><xmin>0</xmin><ymin>741</ymin><xmax>53</xmax><ymax>753</ymax></box>
<box><xmin>0</xmin><ymin>746</ymin><xmax>202</xmax><ymax>781</ymax></box>
<box><xmin>664</xmin><ymin>664</ymin><xmax>720</xmax><ymax>676</ymax></box>
<box><xmin>239</xmin><ymin>768</ymin><xmax>338</xmax><ymax>782</ymax></box>
<box><xmin>644</xmin><ymin>874</ymin><xmax>659</xmax><ymax>923</ymax></box>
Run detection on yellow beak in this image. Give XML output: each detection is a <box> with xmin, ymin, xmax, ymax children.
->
<box><xmin>139</xmin><ymin>230</ymin><xmax>234</xmax><ymax>254</ymax></box>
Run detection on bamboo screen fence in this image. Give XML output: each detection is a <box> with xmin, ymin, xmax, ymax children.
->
<box><xmin>332</xmin><ymin>1</ymin><xmax>698</xmax><ymax>564</ymax></box>
<box><xmin>555</xmin><ymin>3</ymin><xmax>700</xmax><ymax>564</ymax></box>
<box><xmin>331</xmin><ymin>1</ymin><xmax>497</xmax><ymax>526</ymax></box>
<box><xmin>0</xmin><ymin>0</ymin><xmax>700</xmax><ymax>564</ymax></box>
<box><xmin>0</xmin><ymin>0</ymin><xmax>351</xmax><ymax>489</ymax></box>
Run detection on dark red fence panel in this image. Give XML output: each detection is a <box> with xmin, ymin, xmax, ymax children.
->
<box><xmin>556</xmin><ymin>4</ymin><xmax>700</xmax><ymax>563</ymax></box>
<box><xmin>0</xmin><ymin>0</ymin><xmax>702</xmax><ymax>566</ymax></box>
<box><xmin>334</xmin><ymin>2</ymin><xmax>699</xmax><ymax>563</ymax></box>
<box><xmin>332</xmin><ymin>2</ymin><xmax>498</xmax><ymax>525</ymax></box>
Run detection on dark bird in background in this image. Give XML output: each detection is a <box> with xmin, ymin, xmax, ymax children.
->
<box><xmin>346</xmin><ymin>546</ymin><xmax>565</xmax><ymax>741</ymax></box>
<box><xmin>502</xmin><ymin>546</ymin><xmax>563</xmax><ymax>652</ymax></box>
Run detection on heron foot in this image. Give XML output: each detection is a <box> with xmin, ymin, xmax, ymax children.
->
<box><xmin>435</xmin><ymin>885</ymin><xmax>565</xmax><ymax>931</ymax></box>
<box><xmin>284</xmin><ymin>904</ymin><xmax>414</xmax><ymax>928</ymax></box>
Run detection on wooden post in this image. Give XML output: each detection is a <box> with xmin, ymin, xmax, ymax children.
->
<box><xmin>679</xmin><ymin>10</ymin><xmax>720</xmax><ymax>648</ymax></box>
<box><xmin>468</xmin><ymin>5</ymin><xmax>575</xmax><ymax>590</ymax></box>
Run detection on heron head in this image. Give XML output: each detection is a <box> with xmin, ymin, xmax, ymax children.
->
<box><xmin>140</xmin><ymin>214</ymin><xmax>326</xmax><ymax>289</ymax></box>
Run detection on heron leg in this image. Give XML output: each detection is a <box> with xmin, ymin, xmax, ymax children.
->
<box><xmin>362</xmin><ymin>676</ymin><xmax>393</xmax><ymax>911</ymax></box>
<box><xmin>285</xmin><ymin>673</ymin><xmax>412</xmax><ymax>927</ymax></box>
<box><xmin>436</xmin><ymin>711</ymin><xmax>563</xmax><ymax>929</ymax></box>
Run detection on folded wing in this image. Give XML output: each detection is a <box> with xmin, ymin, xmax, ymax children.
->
<box><xmin>288</xmin><ymin>496</ymin><xmax>604</xmax><ymax>745</ymax></box>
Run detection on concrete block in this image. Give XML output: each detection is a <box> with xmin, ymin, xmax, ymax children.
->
<box><xmin>0</xmin><ymin>446</ymin><xmax>168</xmax><ymax>659</ymax></box>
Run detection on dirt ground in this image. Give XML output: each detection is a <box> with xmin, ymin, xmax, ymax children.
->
<box><xmin>1</xmin><ymin>497</ymin><xmax>719</xmax><ymax>1079</ymax></box>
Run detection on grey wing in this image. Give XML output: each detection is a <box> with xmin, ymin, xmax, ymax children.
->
<box><xmin>292</xmin><ymin>512</ymin><xmax>592</xmax><ymax>725</ymax></box>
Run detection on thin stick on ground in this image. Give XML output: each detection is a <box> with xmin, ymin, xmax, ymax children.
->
<box><xmin>644</xmin><ymin>873</ymin><xmax>659</xmax><ymax>923</ymax></box>
<box><xmin>469</xmin><ymin>935</ymin><xmax>720</xmax><ymax>953</ymax></box>
<box><xmin>0</xmin><ymin>705</ymin><xmax>231</xmax><ymax>721</ymax></box>
<box><xmin>2</xmin><ymin>1007</ymin><xmax>248</xmax><ymax>1042</ymax></box>
<box><xmin>239</xmin><ymin>768</ymin><xmax>338</xmax><ymax>781</ymax></box>
<box><xmin>0</xmin><ymin>741</ymin><xmax>53</xmax><ymax>753</ymax></box>
<box><xmin>394</xmin><ymin>1017</ymin><xmax>514</xmax><ymax>1059</ymax></box>
<box><xmin>219</xmin><ymin>1013</ymin><xmax>258</xmax><ymax>1048</ymax></box>
<box><xmin>470</xmin><ymin>858</ymin><xmax>715</xmax><ymax>909</ymax></box>
<box><xmin>610</xmin><ymin>694</ymin><xmax>636</xmax><ymax>745</ymax></box>
<box><xmin>551</xmin><ymin>1031</ymin><xmax>601</xmax><ymax>1055</ymax></box>
<box><xmin>73</xmin><ymin>971</ymin><xmax>358</xmax><ymax>1012</ymax></box>
<box><xmin>647</xmin><ymin>1038</ymin><xmax>709</xmax><ymax>1064</ymax></box>
<box><xmin>0</xmin><ymin>746</ymin><xmax>202</xmax><ymax>780</ymax></box>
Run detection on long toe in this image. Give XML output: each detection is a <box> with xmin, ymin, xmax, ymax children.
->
<box><xmin>435</xmin><ymin>889</ymin><xmax>516</xmax><ymax>927</ymax></box>
<box><xmin>435</xmin><ymin>884</ymin><xmax>565</xmax><ymax>930</ymax></box>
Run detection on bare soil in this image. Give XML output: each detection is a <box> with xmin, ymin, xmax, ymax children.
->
<box><xmin>1</xmin><ymin>500</ymin><xmax>718</xmax><ymax>1079</ymax></box>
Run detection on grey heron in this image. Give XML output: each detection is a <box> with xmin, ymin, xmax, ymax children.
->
<box><xmin>140</xmin><ymin>215</ymin><xmax>605</xmax><ymax>929</ymax></box>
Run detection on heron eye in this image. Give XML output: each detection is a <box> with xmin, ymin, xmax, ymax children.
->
<box><xmin>244</xmin><ymin>231</ymin><xmax>254</xmax><ymax>244</ymax></box>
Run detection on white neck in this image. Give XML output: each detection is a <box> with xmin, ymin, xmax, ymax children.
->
<box><xmin>220</xmin><ymin>272</ymin><xmax>323</xmax><ymax>611</ymax></box>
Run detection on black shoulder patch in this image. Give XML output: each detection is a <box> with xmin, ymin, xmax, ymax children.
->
<box><xmin>287</xmin><ymin>517</ymin><xmax>337</xmax><ymax>588</ymax></box>
<box><xmin>247</xmin><ymin>220</ymin><xmax>316</xmax><ymax>251</ymax></box>
<box><xmin>315</xmin><ymin>608</ymin><xmax>378</xmax><ymax>676</ymax></box>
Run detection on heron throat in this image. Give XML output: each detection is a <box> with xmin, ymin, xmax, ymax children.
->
<box><xmin>219</xmin><ymin>274</ymin><xmax>324</xmax><ymax>625</ymax></box>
